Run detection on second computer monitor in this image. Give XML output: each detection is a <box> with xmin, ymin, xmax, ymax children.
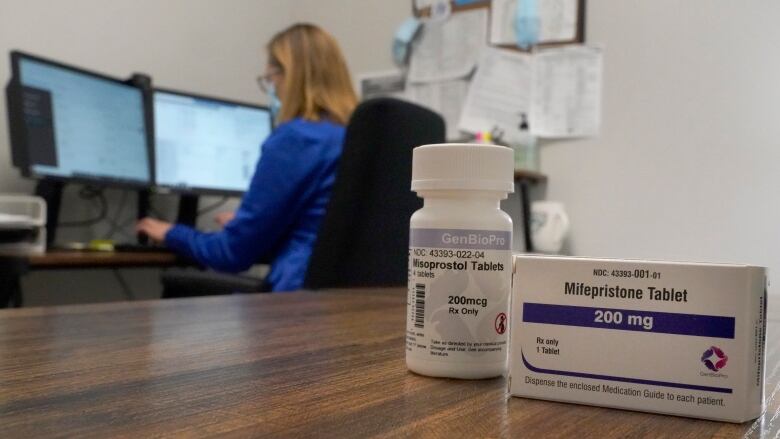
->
<box><xmin>153</xmin><ymin>90</ymin><xmax>272</xmax><ymax>195</ymax></box>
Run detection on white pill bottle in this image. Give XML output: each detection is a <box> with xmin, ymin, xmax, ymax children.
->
<box><xmin>406</xmin><ymin>143</ymin><xmax>514</xmax><ymax>379</ymax></box>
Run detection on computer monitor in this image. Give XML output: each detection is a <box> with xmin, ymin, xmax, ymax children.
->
<box><xmin>153</xmin><ymin>89</ymin><xmax>272</xmax><ymax>195</ymax></box>
<box><xmin>7</xmin><ymin>51</ymin><xmax>152</xmax><ymax>187</ymax></box>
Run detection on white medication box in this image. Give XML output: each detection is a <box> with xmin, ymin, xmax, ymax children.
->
<box><xmin>508</xmin><ymin>255</ymin><xmax>768</xmax><ymax>423</ymax></box>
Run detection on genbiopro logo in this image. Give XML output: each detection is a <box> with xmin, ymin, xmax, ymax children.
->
<box><xmin>701</xmin><ymin>346</ymin><xmax>728</xmax><ymax>372</ymax></box>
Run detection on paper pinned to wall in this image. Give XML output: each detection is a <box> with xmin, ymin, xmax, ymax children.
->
<box><xmin>414</xmin><ymin>0</ymin><xmax>436</xmax><ymax>9</ymax></box>
<box><xmin>407</xmin><ymin>79</ymin><xmax>470</xmax><ymax>140</ymax></box>
<box><xmin>458</xmin><ymin>47</ymin><xmax>533</xmax><ymax>141</ymax></box>
<box><xmin>490</xmin><ymin>0</ymin><xmax>579</xmax><ymax>46</ymax></box>
<box><xmin>530</xmin><ymin>45</ymin><xmax>603</xmax><ymax>138</ymax></box>
<box><xmin>407</xmin><ymin>8</ymin><xmax>488</xmax><ymax>83</ymax></box>
<box><xmin>357</xmin><ymin>70</ymin><xmax>407</xmax><ymax>100</ymax></box>
<box><xmin>354</xmin><ymin>71</ymin><xmax>469</xmax><ymax>140</ymax></box>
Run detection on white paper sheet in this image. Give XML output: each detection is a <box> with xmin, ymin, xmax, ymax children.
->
<box><xmin>414</xmin><ymin>0</ymin><xmax>435</xmax><ymax>10</ymax></box>
<box><xmin>406</xmin><ymin>79</ymin><xmax>470</xmax><ymax>140</ymax></box>
<box><xmin>489</xmin><ymin>0</ymin><xmax>579</xmax><ymax>46</ymax></box>
<box><xmin>407</xmin><ymin>8</ymin><xmax>488</xmax><ymax>83</ymax></box>
<box><xmin>357</xmin><ymin>70</ymin><xmax>407</xmax><ymax>100</ymax></box>
<box><xmin>458</xmin><ymin>47</ymin><xmax>533</xmax><ymax>142</ymax></box>
<box><xmin>530</xmin><ymin>45</ymin><xmax>603</xmax><ymax>138</ymax></box>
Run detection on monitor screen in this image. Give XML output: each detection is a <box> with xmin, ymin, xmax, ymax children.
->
<box><xmin>13</xmin><ymin>54</ymin><xmax>151</xmax><ymax>185</ymax></box>
<box><xmin>153</xmin><ymin>90</ymin><xmax>272</xmax><ymax>194</ymax></box>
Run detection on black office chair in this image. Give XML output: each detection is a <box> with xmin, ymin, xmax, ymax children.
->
<box><xmin>161</xmin><ymin>268</ymin><xmax>267</xmax><ymax>297</ymax></box>
<box><xmin>305</xmin><ymin>98</ymin><xmax>445</xmax><ymax>288</ymax></box>
<box><xmin>161</xmin><ymin>98</ymin><xmax>445</xmax><ymax>297</ymax></box>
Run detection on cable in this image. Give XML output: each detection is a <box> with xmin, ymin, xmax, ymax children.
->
<box><xmin>112</xmin><ymin>269</ymin><xmax>135</xmax><ymax>301</ymax></box>
<box><xmin>198</xmin><ymin>197</ymin><xmax>229</xmax><ymax>216</ymax></box>
<box><xmin>105</xmin><ymin>190</ymin><xmax>134</xmax><ymax>240</ymax></box>
<box><xmin>58</xmin><ymin>185</ymin><xmax>109</xmax><ymax>227</ymax></box>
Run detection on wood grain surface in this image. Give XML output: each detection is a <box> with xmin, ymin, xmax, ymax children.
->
<box><xmin>27</xmin><ymin>250</ymin><xmax>179</xmax><ymax>269</ymax></box>
<box><xmin>0</xmin><ymin>288</ymin><xmax>777</xmax><ymax>438</ymax></box>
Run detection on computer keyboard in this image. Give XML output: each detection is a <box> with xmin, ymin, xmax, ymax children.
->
<box><xmin>112</xmin><ymin>243</ymin><xmax>172</xmax><ymax>253</ymax></box>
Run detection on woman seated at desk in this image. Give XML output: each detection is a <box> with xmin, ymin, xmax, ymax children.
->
<box><xmin>137</xmin><ymin>23</ymin><xmax>357</xmax><ymax>292</ymax></box>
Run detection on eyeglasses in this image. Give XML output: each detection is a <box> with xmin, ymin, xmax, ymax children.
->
<box><xmin>257</xmin><ymin>69</ymin><xmax>282</xmax><ymax>94</ymax></box>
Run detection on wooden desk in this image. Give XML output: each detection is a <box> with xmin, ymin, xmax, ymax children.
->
<box><xmin>0</xmin><ymin>250</ymin><xmax>181</xmax><ymax>308</ymax></box>
<box><xmin>0</xmin><ymin>288</ymin><xmax>776</xmax><ymax>437</ymax></box>
<box><xmin>27</xmin><ymin>249</ymin><xmax>179</xmax><ymax>269</ymax></box>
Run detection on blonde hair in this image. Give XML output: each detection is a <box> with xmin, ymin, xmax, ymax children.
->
<box><xmin>268</xmin><ymin>24</ymin><xmax>358</xmax><ymax>125</ymax></box>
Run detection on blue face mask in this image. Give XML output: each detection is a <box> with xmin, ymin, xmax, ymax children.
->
<box><xmin>515</xmin><ymin>0</ymin><xmax>540</xmax><ymax>49</ymax></box>
<box><xmin>267</xmin><ymin>83</ymin><xmax>282</xmax><ymax>119</ymax></box>
<box><xmin>392</xmin><ymin>17</ymin><xmax>421</xmax><ymax>67</ymax></box>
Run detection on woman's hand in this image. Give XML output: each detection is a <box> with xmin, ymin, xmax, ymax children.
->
<box><xmin>214</xmin><ymin>211</ymin><xmax>236</xmax><ymax>227</ymax></box>
<box><xmin>136</xmin><ymin>218</ymin><xmax>173</xmax><ymax>243</ymax></box>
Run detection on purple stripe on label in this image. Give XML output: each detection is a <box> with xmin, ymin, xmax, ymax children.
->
<box><xmin>522</xmin><ymin>352</ymin><xmax>732</xmax><ymax>394</ymax></box>
<box><xmin>410</xmin><ymin>228</ymin><xmax>511</xmax><ymax>250</ymax></box>
<box><xmin>523</xmin><ymin>303</ymin><xmax>735</xmax><ymax>339</ymax></box>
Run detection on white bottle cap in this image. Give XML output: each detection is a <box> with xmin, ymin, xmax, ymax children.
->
<box><xmin>412</xmin><ymin>143</ymin><xmax>515</xmax><ymax>193</ymax></box>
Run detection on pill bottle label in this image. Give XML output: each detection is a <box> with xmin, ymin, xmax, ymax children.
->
<box><xmin>406</xmin><ymin>228</ymin><xmax>512</xmax><ymax>363</ymax></box>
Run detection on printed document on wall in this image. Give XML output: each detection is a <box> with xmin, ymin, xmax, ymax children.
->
<box><xmin>490</xmin><ymin>0</ymin><xmax>579</xmax><ymax>45</ymax></box>
<box><xmin>530</xmin><ymin>45</ymin><xmax>602</xmax><ymax>138</ymax></box>
<box><xmin>408</xmin><ymin>8</ymin><xmax>488</xmax><ymax>83</ymax></box>
<box><xmin>414</xmin><ymin>0</ymin><xmax>435</xmax><ymax>9</ymax></box>
<box><xmin>357</xmin><ymin>70</ymin><xmax>407</xmax><ymax>100</ymax></box>
<box><xmin>458</xmin><ymin>47</ymin><xmax>532</xmax><ymax>142</ymax></box>
<box><xmin>407</xmin><ymin>79</ymin><xmax>469</xmax><ymax>140</ymax></box>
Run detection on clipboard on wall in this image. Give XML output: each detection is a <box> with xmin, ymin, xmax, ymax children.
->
<box><xmin>492</xmin><ymin>0</ymin><xmax>586</xmax><ymax>51</ymax></box>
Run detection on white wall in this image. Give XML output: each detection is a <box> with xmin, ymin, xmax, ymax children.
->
<box><xmin>290</xmin><ymin>0</ymin><xmax>410</xmax><ymax>74</ymax></box>
<box><xmin>0</xmin><ymin>0</ymin><xmax>289</xmax><ymax>192</ymax></box>
<box><xmin>0</xmin><ymin>0</ymin><xmax>291</xmax><ymax>305</ymax></box>
<box><xmin>298</xmin><ymin>1</ymin><xmax>780</xmax><ymax>290</ymax></box>
<box><xmin>542</xmin><ymin>1</ymin><xmax>780</xmax><ymax>289</ymax></box>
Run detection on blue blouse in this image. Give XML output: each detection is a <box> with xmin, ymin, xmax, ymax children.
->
<box><xmin>165</xmin><ymin>117</ymin><xmax>345</xmax><ymax>292</ymax></box>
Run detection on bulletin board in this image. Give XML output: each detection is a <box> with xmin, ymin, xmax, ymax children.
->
<box><xmin>413</xmin><ymin>0</ymin><xmax>491</xmax><ymax>17</ymax></box>
<box><xmin>412</xmin><ymin>0</ymin><xmax>586</xmax><ymax>51</ymax></box>
<box><xmin>382</xmin><ymin>0</ymin><xmax>601</xmax><ymax>142</ymax></box>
